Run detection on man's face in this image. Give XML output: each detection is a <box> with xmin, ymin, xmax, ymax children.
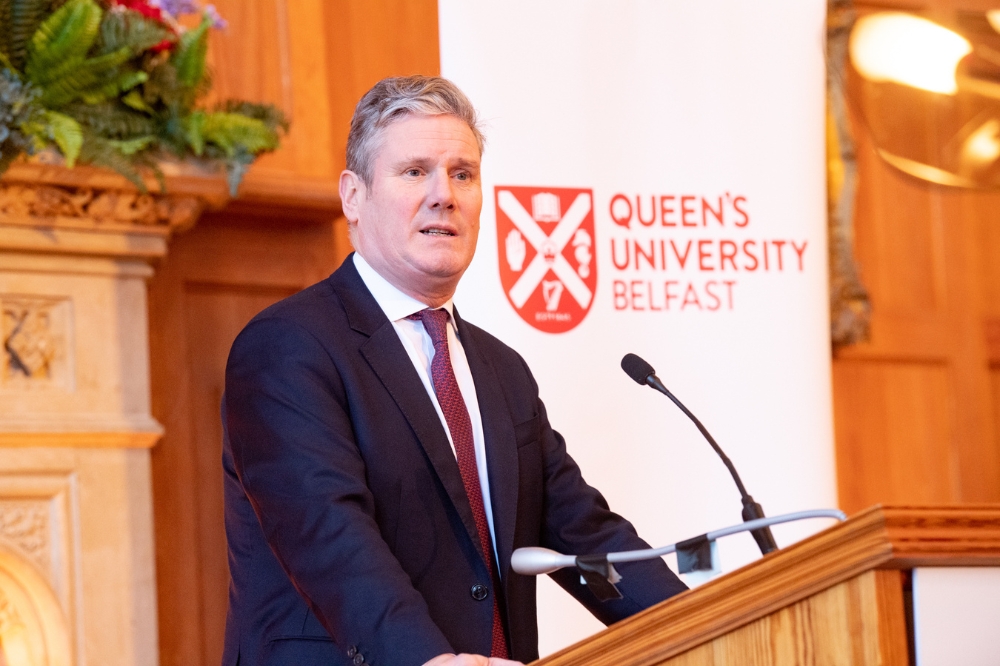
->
<box><xmin>341</xmin><ymin>113</ymin><xmax>483</xmax><ymax>305</ymax></box>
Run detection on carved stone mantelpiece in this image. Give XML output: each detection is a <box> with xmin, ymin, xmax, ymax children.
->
<box><xmin>0</xmin><ymin>162</ymin><xmax>228</xmax><ymax>261</ymax></box>
<box><xmin>0</xmin><ymin>182</ymin><xmax>203</xmax><ymax>231</ymax></box>
<box><xmin>0</xmin><ymin>162</ymin><xmax>222</xmax><ymax>665</ymax></box>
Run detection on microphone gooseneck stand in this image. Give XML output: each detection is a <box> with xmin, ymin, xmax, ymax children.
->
<box><xmin>620</xmin><ymin>352</ymin><xmax>779</xmax><ymax>555</ymax></box>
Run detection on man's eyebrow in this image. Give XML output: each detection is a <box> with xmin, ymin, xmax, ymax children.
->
<box><xmin>390</xmin><ymin>156</ymin><xmax>433</xmax><ymax>168</ymax></box>
<box><xmin>451</xmin><ymin>158</ymin><xmax>481</xmax><ymax>171</ymax></box>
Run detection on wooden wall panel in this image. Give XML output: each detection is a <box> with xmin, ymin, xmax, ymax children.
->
<box><xmin>183</xmin><ymin>284</ymin><xmax>299</xmax><ymax>666</ymax></box>
<box><xmin>833</xmin><ymin>58</ymin><xmax>1000</xmax><ymax>511</ymax></box>
<box><xmin>981</xmin><ymin>162</ymin><xmax>1000</xmax><ymax>514</ymax></box>
<box><xmin>323</xmin><ymin>0</ymin><xmax>442</xmax><ymax>176</ymax></box>
<box><xmin>203</xmin><ymin>1</ymin><xmax>290</xmax><ymax>115</ymax></box>
<box><xmin>199</xmin><ymin>0</ymin><xmax>339</xmax><ymax>207</ymax></box>
<box><xmin>979</xmin><ymin>206</ymin><xmax>1000</xmax><ymax>320</ymax></box>
<box><xmin>833</xmin><ymin>361</ymin><xmax>955</xmax><ymax>510</ymax></box>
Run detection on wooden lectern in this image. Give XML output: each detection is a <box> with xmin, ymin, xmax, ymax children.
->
<box><xmin>534</xmin><ymin>505</ymin><xmax>1000</xmax><ymax>665</ymax></box>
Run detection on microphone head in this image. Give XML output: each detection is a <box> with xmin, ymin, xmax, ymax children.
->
<box><xmin>510</xmin><ymin>547</ymin><xmax>576</xmax><ymax>576</ymax></box>
<box><xmin>621</xmin><ymin>353</ymin><xmax>655</xmax><ymax>385</ymax></box>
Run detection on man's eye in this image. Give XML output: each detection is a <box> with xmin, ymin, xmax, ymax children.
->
<box><xmin>455</xmin><ymin>172</ymin><xmax>470</xmax><ymax>181</ymax></box>
<box><xmin>405</xmin><ymin>168</ymin><xmax>421</xmax><ymax>177</ymax></box>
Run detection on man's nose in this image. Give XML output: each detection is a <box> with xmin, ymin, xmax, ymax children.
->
<box><xmin>427</xmin><ymin>171</ymin><xmax>456</xmax><ymax>210</ymax></box>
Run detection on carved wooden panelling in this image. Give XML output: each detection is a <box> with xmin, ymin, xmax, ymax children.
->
<box><xmin>0</xmin><ymin>296</ymin><xmax>71</xmax><ymax>390</ymax></box>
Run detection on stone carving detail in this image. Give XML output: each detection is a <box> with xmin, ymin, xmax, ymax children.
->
<box><xmin>1</xmin><ymin>296</ymin><xmax>69</xmax><ymax>386</ymax></box>
<box><xmin>0</xmin><ymin>502</ymin><xmax>50</xmax><ymax>575</ymax></box>
<box><xmin>0</xmin><ymin>182</ymin><xmax>203</xmax><ymax>232</ymax></box>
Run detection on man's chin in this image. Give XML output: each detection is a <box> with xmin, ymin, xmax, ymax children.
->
<box><xmin>413</xmin><ymin>254</ymin><xmax>472</xmax><ymax>281</ymax></box>
<box><xmin>402</xmin><ymin>265</ymin><xmax>467</xmax><ymax>302</ymax></box>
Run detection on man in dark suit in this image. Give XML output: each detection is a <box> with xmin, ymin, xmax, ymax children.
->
<box><xmin>222</xmin><ymin>76</ymin><xmax>687</xmax><ymax>666</ymax></box>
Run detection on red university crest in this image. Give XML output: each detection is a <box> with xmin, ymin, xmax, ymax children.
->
<box><xmin>494</xmin><ymin>186</ymin><xmax>597</xmax><ymax>333</ymax></box>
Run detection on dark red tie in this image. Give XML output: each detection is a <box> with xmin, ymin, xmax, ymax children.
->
<box><xmin>410</xmin><ymin>308</ymin><xmax>509</xmax><ymax>659</ymax></box>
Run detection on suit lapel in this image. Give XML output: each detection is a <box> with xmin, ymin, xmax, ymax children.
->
<box><xmin>456</xmin><ymin>309</ymin><xmax>520</xmax><ymax>583</ymax></box>
<box><xmin>329</xmin><ymin>258</ymin><xmax>483</xmax><ymax>560</ymax></box>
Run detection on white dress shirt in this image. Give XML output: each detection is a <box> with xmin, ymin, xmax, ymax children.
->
<box><xmin>353</xmin><ymin>253</ymin><xmax>499</xmax><ymax>561</ymax></box>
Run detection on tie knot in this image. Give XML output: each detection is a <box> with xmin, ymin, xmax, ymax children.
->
<box><xmin>409</xmin><ymin>308</ymin><xmax>450</xmax><ymax>345</ymax></box>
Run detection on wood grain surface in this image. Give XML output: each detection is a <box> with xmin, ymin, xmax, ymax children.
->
<box><xmin>662</xmin><ymin>570</ymin><xmax>908</xmax><ymax>666</ymax></box>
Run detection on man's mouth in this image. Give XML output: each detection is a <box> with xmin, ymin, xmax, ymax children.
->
<box><xmin>421</xmin><ymin>228</ymin><xmax>455</xmax><ymax>236</ymax></box>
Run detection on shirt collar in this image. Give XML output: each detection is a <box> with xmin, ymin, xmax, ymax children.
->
<box><xmin>353</xmin><ymin>252</ymin><xmax>456</xmax><ymax>324</ymax></box>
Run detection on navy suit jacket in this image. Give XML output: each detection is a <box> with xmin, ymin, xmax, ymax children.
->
<box><xmin>221</xmin><ymin>256</ymin><xmax>686</xmax><ymax>666</ymax></box>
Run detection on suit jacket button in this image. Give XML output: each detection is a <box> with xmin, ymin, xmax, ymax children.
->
<box><xmin>353</xmin><ymin>654</ymin><xmax>365</xmax><ymax>665</ymax></box>
<box><xmin>347</xmin><ymin>646</ymin><xmax>357</xmax><ymax>657</ymax></box>
<box><xmin>470</xmin><ymin>583</ymin><xmax>489</xmax><ymax>601</ymax></box>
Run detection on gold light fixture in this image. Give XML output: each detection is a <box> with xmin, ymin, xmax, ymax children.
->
<box><xmin>850</xmin><ymin>13</ymin><xmax>971</xmax><ymax>95</ymax></box>
<box><xmin>847</xmin><ymin>9</ymin><xmax>1000</xmax><ymax>189</ymax></box>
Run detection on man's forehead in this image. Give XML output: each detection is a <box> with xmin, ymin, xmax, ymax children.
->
<box><xmin>375</xmin><ymin>113</ymin><xmax>481</xmax><ymax>156</ymax></box>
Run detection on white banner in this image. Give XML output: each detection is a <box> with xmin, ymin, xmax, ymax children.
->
<box><xmin>440</xmin><ymin>0</ymin><xmax>835</xmax><ymax>655</ymax></box>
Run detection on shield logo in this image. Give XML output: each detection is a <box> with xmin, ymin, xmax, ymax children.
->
<box><xmin>495</xmin><ymin>186</ymin><xmax>597</xmax><ymax>333</ymax></box>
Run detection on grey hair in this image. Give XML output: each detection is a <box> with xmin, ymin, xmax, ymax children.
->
<box><xmin>346</xmin><ymin>76</ymin><xmax>486</xmax><ymax>186</ymax></box>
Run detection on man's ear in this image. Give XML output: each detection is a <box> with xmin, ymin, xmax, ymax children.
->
<box><xmin>340</xmin><ymin>170</ymin><xmax>364</xmax><ymax>223</ymax></box>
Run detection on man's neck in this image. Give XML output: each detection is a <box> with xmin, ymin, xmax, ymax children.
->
<box><xmin>352</xmin><ymin>253</ymin><xmax>457</xmax><ymax>320</ymax></box>
<box><xmin>353</xmin><ymin>252</ymin><xmax>456</xmax><ymax>308</ymax></box>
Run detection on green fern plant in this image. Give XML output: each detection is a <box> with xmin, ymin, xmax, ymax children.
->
<box><xmin>0</xmin><ymin>0</ymin><xmax>286</xmax><ymax>194</ymax></box>
<box><xmin>0</xmin><ymin>0</ymin><xmax>59</xmax><ymax>71</ymax></box>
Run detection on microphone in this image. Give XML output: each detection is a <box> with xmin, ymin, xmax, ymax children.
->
<box><xmin>510</xmin><ymin>547</ymin><xmax>576</xmax><ymax>576</ymax></box>
<box><xmin>621</xmin><ymin>353</ymin><xmax>778</xmax><ymax>555</ymax></box>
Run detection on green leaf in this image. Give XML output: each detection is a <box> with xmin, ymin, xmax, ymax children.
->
<box><xmin>115</xmin><ymin>68</ymin><xmax>148</xmax><ymax>93</ymax></box>
<box><xmin>201</xmin><ymin>111</ymin><xmax>279</xmax><ymax>158</ymax></box>
<box><xmin>25</xmin><ymin>0</ymin><xmax>102</xmax><ymax>85</ymax></box>
<box><xmin>43</xmin><ymin>108</ymin><xmax>82</xmax><ymax>166</ymax></box>
<box><xmin>81</xmin><ymin>67</ymin><xmax>148</xmax><ymax>103</ymax></box>
<box><xmin>63</xmin><ymin>100</ymin><xmax>156</xmax><ymax>138</ymax></box>
<box><xmin>170</xmin><ymin>14</ymin><xmax>210</xmax><ymax>90</ymax></box>
<box><xmin>141</xmin><ymin>57</ymin><xmax>183</xmax><ymax>107</ymax></box>
<box><xmin>182</xmin><ymin>110</ymin><xmax>205</xmax><ymax>155</ymax></box>
<box><xmin>18</xmin><ymin>116</ymin><xmax>50</xmax><ymax>150</ymax></box>
<box><xmin>78</xmin><ymin>131</ymin><xmax>145</xmax><ymax>190</ymax></box>
<box><xmin>217</xmin><ymin>99</ymin><xmax>289</xmax><ymax>133</ymax></box>
<box><xmin>108</xmin><ymin>135</ymin><xmax>154</xmax><ymax>155</ymax></box>
<box><xmin>98</xmin><ymin>7</ymin><xmax>175</xmax><ymax>55</ymax></box>
<box><xmin>39</xmin><ymin>45</ymin><xmax>131</xmax><ymax>107</ymax></box>
<box><xmin>121</xmin><ymin>88</ymin><xmax>152</xmax><ymax>113</ymax></box>
<box><xmin>3</xmin><ymin>0</ymin><xmax>53</xmax><ymax>71</ymax></box>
